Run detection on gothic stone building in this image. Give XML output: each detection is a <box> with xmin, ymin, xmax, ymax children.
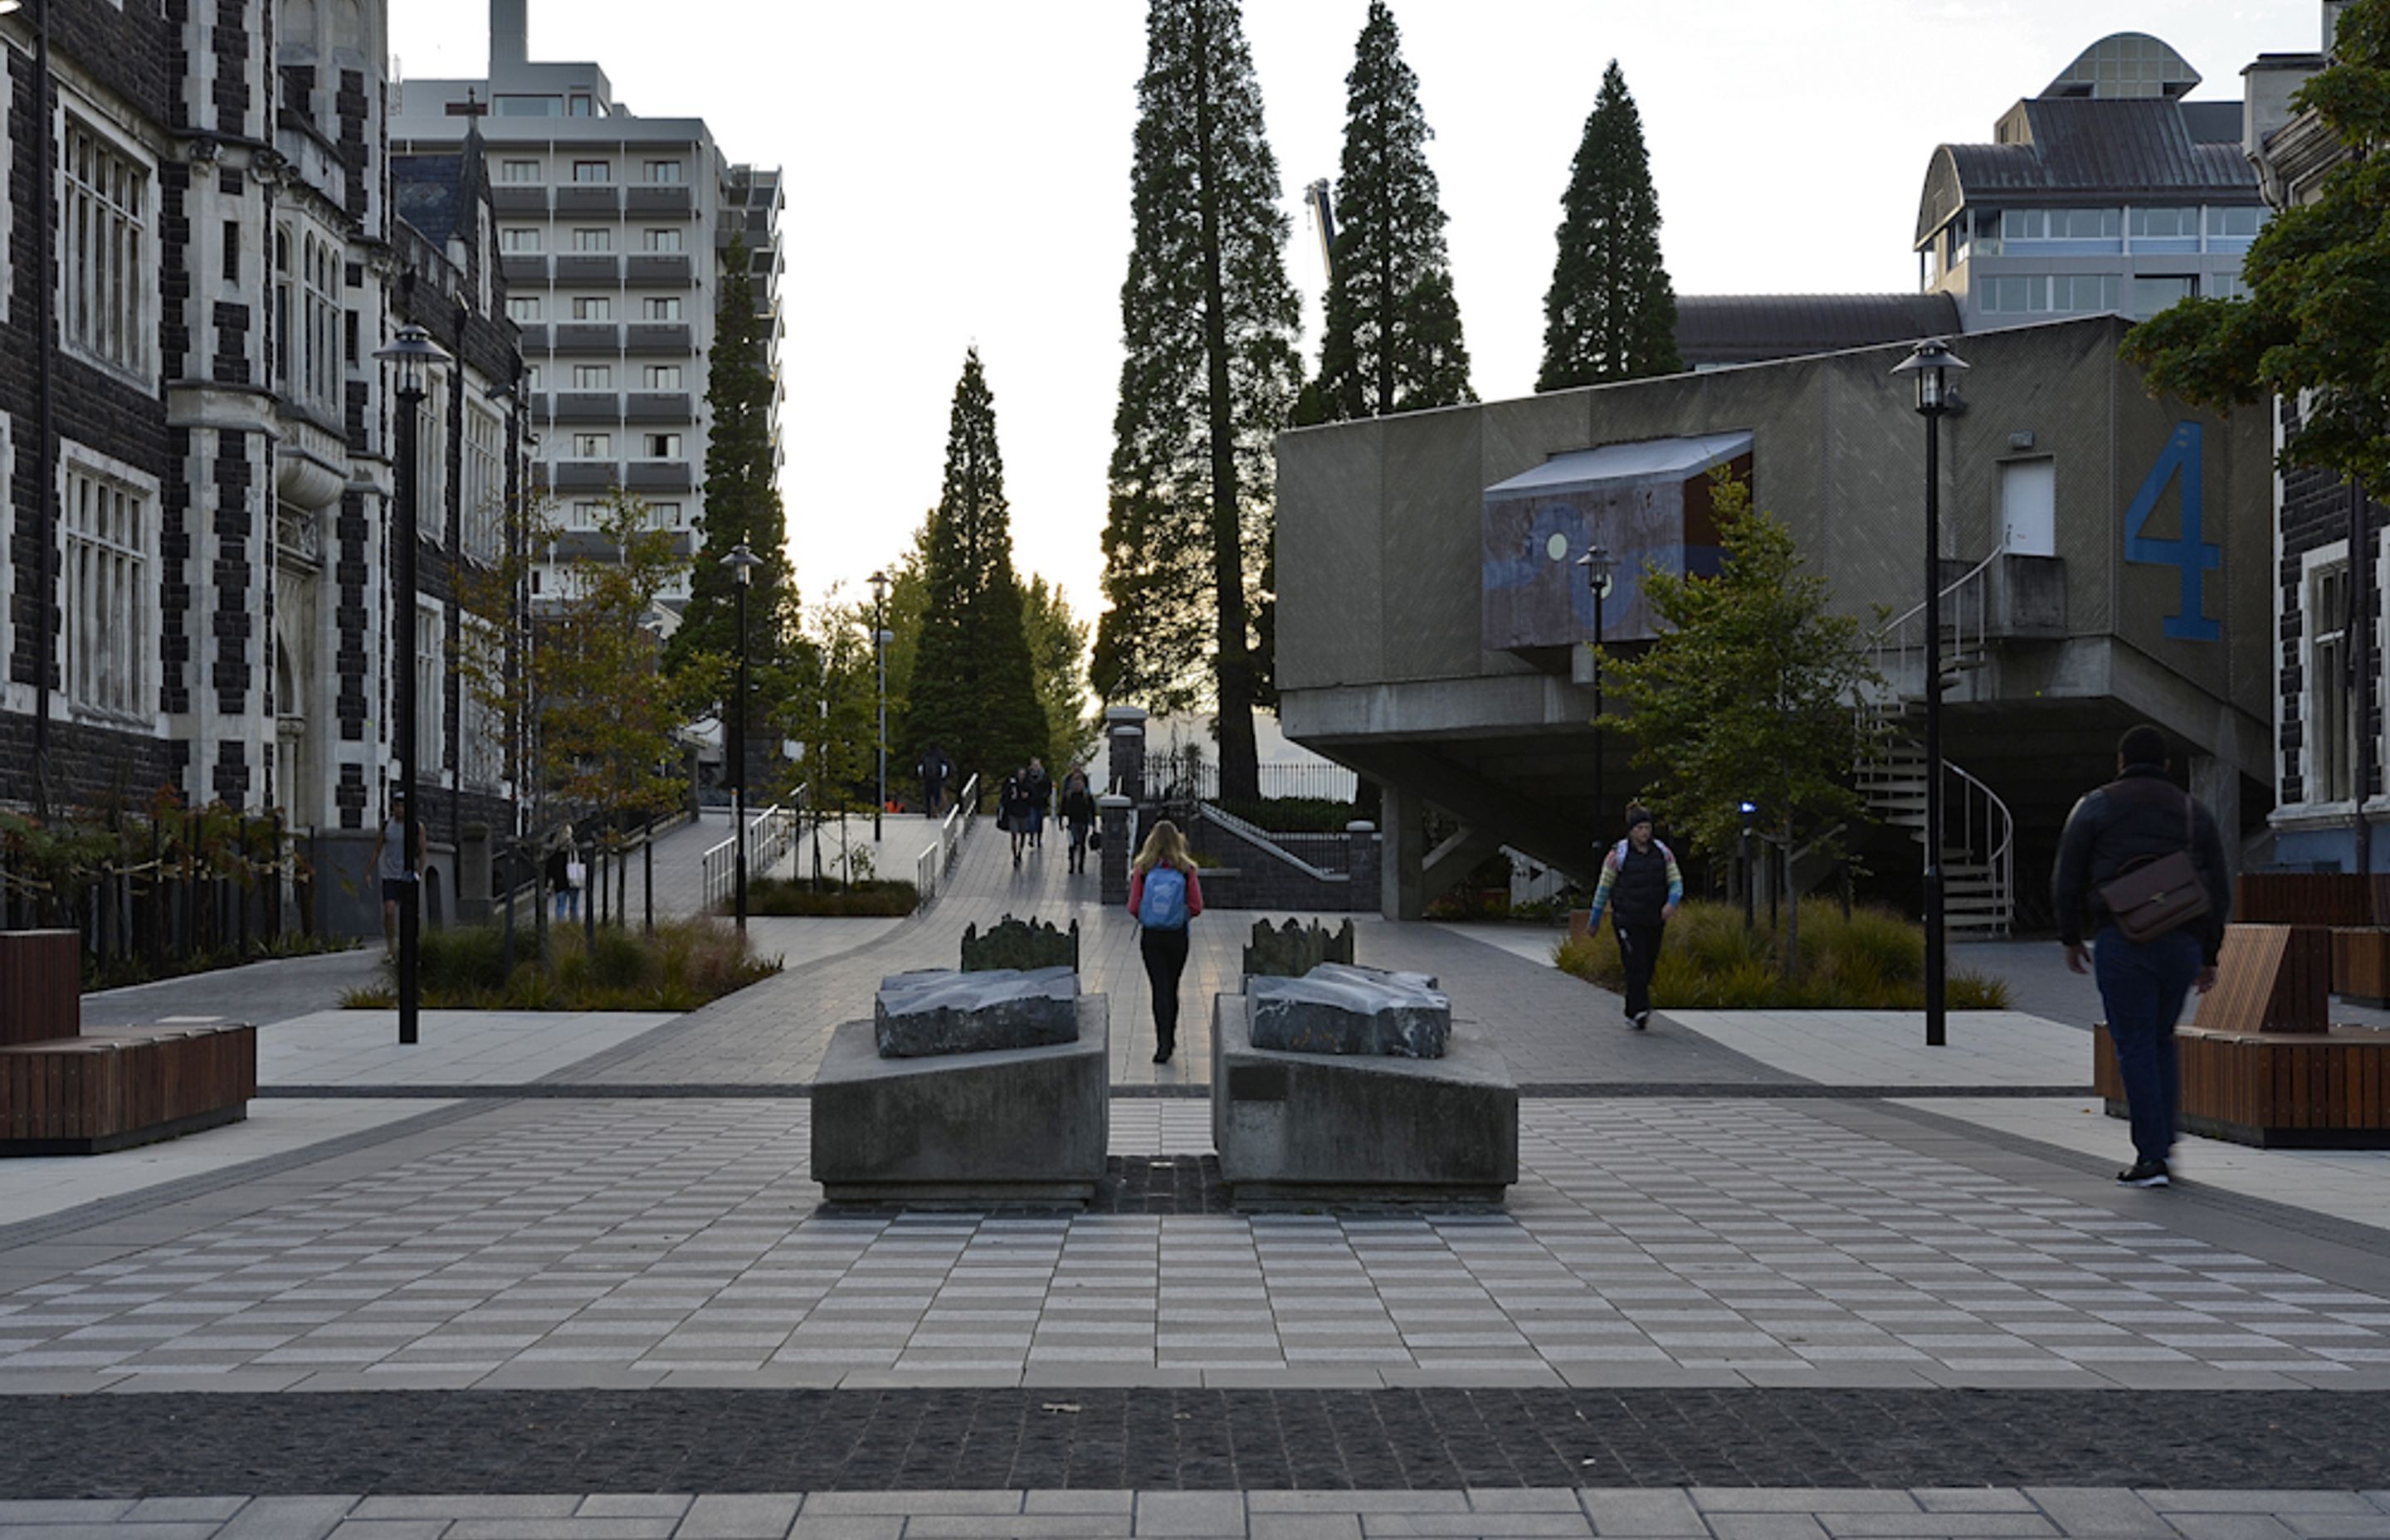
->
<box><xmin>1</xmin><ymin>0</ymin><xmax>527</xmax><ymax>932</ymax></box>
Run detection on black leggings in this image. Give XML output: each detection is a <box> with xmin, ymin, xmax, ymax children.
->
<box><xmin>1140</xmin><ymin>925</ymin><xmax>1191</xmax><ymax>1042</ymax></box>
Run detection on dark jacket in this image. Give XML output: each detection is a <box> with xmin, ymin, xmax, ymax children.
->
<box><xmin>2051</xmin><ymin>764</ymin><xmax>2231</xmax><ymax>962</ymax></box>
<box><xmin>1061</xmin><ymin>783</ymin><xmax>1096</xmax><ymax>825</ymax></box>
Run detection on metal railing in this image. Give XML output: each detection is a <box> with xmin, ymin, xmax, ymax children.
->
<box><xmin>1195</xmin><ymin>801</ymin><xmax>1339</xmax><ymax>881</ymax></box>
<box><xmin>915</xmin><ymin>772</ymin><xmax>979</xmax><ymax>905</ymax></box>
<box><xmin>700</xmin><ymin>787</ymin><xmax>805</xmax><ymax>914</ymax></box>
<box><xmin>1143</xmin><ymin>753</ymin><xmax>1358</xmax><ymax>804</ymax></box>
<box><xmin>1866</xmin><ymin>548</ymin><xmax>2003</xmax><ymax>699</ymax></box>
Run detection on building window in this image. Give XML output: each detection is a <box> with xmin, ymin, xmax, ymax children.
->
<box><xmin>1997</xmin><ymin>207</ymin><xmax>2120</xmax><ymax>242</ymax></box>
<box><xmin>572</xmin><ymin>227</ymin><xmax>612</xmax><ymax>253</ymax></box>
<box><xmin>501</xmin><ymin>227</ymin><xmax>542</xmax><ymax>252</ymax></box>
<box><xmin>416</xmin><ymin>601</ymin><xmax>446</xmax><ymax>779</ymax></box>
<box><xmin>643</xmin><ymin>227</ymin><xmax>682</xmax><ymax>254</ymax></box>
<box><xmin>501</xmin><ymin>159</ymin><xmax>541</xmax><ymax>183</ymax></box>
<box><xmin>462</xmin><ymin>402</ymin><xmax>505</xmax><ymax>565</ymax></box>
<box><xmin>1980</xmin><ymin>274</ymin><xmax>2119</xmax><ymax>314</ymax></box>
<box><xmin>643</xmin><ymin>296</ymin><xmax>681</xmax><ymax>321</ymax></box>
<box><xmin>572</xmin><ymin>432</ymin><xmax>612</xmax><ymax>459</ymax></box>
<box><xmin>460</xmin><ymin>616</ymin><xmax>506</xmax><ymax>792</ymax></box>
<box><xmin>277</xmin><ymin>229</ymin><xmax>342</xmax><ymax>415</ymax></box>
<box><xmin>2128</xmin><ymin>207</ymin><xmax>2198</xmax><ymax>240</ymax></box>
<box><xmin>573</xmin><ymin>363</ymin><xmax>613</xmax><ymax>389</ymax></box>
<box><xmin>573</xmin><ymin>500</ymin><xmax>605</xmax><ymax>526</ymax></box>
<box><xmin>643</xmin><ymin>364</ymin><xmax>681</xmax><ymax>390</ymax></box>
<box><xmin>644</xmin><ymin>159</ymin><xmax>683</xmax><ymax>184</ymax></box>
<box><xmin>414</xmin><ymin>373</ymin><xmax>447</xmax><ymax>535</ymax></box>
<box><xmin>2130</xmin><ymin>276</ymin><xmax>2194</xmax><ymax>318</ymax></box>
<box><xmin>643</xmin><ymin>432</ymin><xmax>681</xmax><ymax>458</ymax></box>
<box><xmin>2207</xmin><ymin>272</ymin><xmax>2251</xmax><ymax>302</ymax></box>
<box><xmin>63</xmin><ymin>456</ymin><xmax>156</xmax><ymax>721</ymax></box>
<box><xmin>573</xmin><ymin>296</ymin><xmax>612</xmax><ymax>321</ymax></box>
<box><xmin>568</xmin><ymin>95</ymin><xmax>594</xmax><ymax>117</ymax></box>
<box><xmin>652</xmin><ymin>502</ymin><xmax>683</xmax><ymax>528</ymax></box>
<box><xmin>495</xmin><ymin>95</ymin><xmax>561</xmax><ymax>117</ymax></box>
<box><xmin>2206</xmin><ymin>206</ymin><xmax>2265</xmax><ymax>241</ymax></box>
<box><xmin>524</xmin><ymin>364</ymin><xmax>544</xmax><ymax>392</ymax></box>
<box><xmin>2310</xmin><ymin>562</ymin><xmax>2355</xmax><ymax>803</ymax></box>
<box><xmin>61</xmin><ymin>116</ymin><xmax>152</xmax><ymax>379</ymax></box>
<box><xmin>571</xmin><ymin>159</ymin><xmax>612</xmax><ymax>183</ymax></box>
<box><xmin>506</xmin><ymin>295</ymin><xmax>541</xmax><ymax>323</ymax></box>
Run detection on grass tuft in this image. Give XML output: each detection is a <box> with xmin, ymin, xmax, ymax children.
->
<box><xmin>1554</xmin><ymin>899</ymin><xmax>2010</xmax><ymax>1011</ymax></box>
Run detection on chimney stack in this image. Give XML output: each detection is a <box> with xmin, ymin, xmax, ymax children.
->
<box><xmin>490</xmin><ymin>0</ymin><xmax>528</xmax><ymax>74</ymax></box>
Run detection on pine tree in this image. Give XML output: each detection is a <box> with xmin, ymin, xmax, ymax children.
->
<box><xmin>1538</xmin><ymin>61</ymin><xmax>1680</xmax><ymax>391</ymax></box>
<box><xmin>1316</xmin><ymin>0</ymin><xmax>1472</xmax><ymax>421</ymax></box>
<box><xmin>666</xmin><ymin>237</ymin><xmax>793</xmax><ymax>733</ymax></box>
<box><xmin>1020</xmin><ymin>575</ymin><xmax>1099</xmax><ymax>774</ymax></box>
<box><xmin>904</xmin><ymin>349</ymin><xmax>1047</xmax><ymax>794</ymax></box>
<box><xmin>1095</xmin><ymin>0</ymin><xmax>1302</xmax><ymax>801</ymax></box>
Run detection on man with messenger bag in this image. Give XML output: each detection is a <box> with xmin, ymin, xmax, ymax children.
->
<box><xmin>2051</xmin><ymin>724</ymin><xmax>2233</xmax><ymax>1188</ymax></box>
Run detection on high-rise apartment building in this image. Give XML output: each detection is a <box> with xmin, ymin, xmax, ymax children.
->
<box><xmin>391</xmin><ymin>0</ymin><xmax>785</xmax><ymax>616</ymax></box>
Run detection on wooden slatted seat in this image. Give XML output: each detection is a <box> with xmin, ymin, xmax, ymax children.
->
<box><xmin>2094</xmin><ymin>1023</ymin><xmax>2390</xmax><ymax>1148</ymax></box>
<box><xmin>2193</xmin><ymin>924</ymin><xmax>2329</xmax><ymax>1034</ymax></box>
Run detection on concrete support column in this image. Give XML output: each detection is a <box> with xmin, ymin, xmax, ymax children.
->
<box><xmin>1099</xmin><ymin>794</ymin><xmax>1134</xmax><ymax>906</ymax></box>
<box><xmin>2190</xmin><ymin>753</ymin><xmax>2245</xmax><ymax>880</ymax></box>
<box><xmin>1346</xmin><ymin>821</ymin><xmax>1379</xmax><ymax>914</ymax></box>
<box><xmin>1380</xmin><ymin>785</ymin><xmax>1428</xmax><ymax>920</ymax></box>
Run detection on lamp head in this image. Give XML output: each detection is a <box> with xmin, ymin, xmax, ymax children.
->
<box><xmin>722</xmin><ymin>541</ymin><xmax>760</xmax><ymax>587</ymax></box>
<box><xmin>1574</xmin><ymin>544</ymin><xmax>1617</xmax><ymax>599</ymax></box>
<box><xmin>374</xmin><ymin>325</ymin><xmax>452</xmax><ymax>397</ymax></box>
<box><xmin>868</xmin><ymin>568</ymin><xmax>889</xmax><ymax>600</ymax></box>
<box><xmin>1891</xmin><ymin>338</ymin><xmax>1969</xmax><ymax>414</ymax></box>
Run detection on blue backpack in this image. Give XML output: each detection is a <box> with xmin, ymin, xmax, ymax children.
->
<box><xmin>1138</xmin><ymin>865</ymin><xmax>1189</xmax><ymax>929</ymax></box>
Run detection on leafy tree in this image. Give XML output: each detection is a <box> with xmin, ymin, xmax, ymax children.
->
<box><xmin>905</xmin><ymin>349</ymin><xmax>1047</xmax><ymax>793</ymax></box>
<box><xmin>1020</xmin><ymin>575</ymin><xmax>1100</xmax><ymax>775</ymax></box>
<box><xmin>1602</xmin><ymin>476</ymin><xmax>1882</xmax><ymax>893</ymax></box>
<box><xmin>1538</xmin><ymin>61</ymin><xmax>1680</xmax><ymax>391</ymax></box>
<box><xmin>2119</xmin><ymin>1</ymin><xmax>2390</xmax><ymax>493</ymax></box>
<box><xmin>1096</xmin><ymin>0</ymin><xmax>1303</xmax><ymax>800</ymax></box>
<box><xmin>1315</xmin><ymin>0</ymin><xmax>1473</xmax><ymax>421</ymax></box>
<box><xmin>873</xmin><ymin>524</ymin><xmax>931</xmax><ymax>778</ymax></box>
<box><xmin>666</xmin><ymin>235</ymin><xmax>794</xmax><ymax>797</ymax></box>
<box><xmin>788</xmin><ymin>587</ymin><xmax>881</xmax><ymax>885</ymax></box>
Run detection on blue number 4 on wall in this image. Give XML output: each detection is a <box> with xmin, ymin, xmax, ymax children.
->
<box><xmin>2124</xmin><ymin>422</ymin><xmax>2221</xmax><ymax>641</ymax></box>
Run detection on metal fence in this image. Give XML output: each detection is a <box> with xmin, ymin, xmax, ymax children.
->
<box><xmin>916</xmin><ymin>772</ymin><xmax>980</xmax><ymax>905</ymax></box>
<box><xmin>700</xmin><ymin>790</ymin><xmax>805</xmax><ymax>914</ymax></box>
<box><xmin>1142</xmin><ymin>753</ymin><xmax>1358</xmax><ymax>804</ymax></box>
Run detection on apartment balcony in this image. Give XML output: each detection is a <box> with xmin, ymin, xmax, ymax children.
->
<box><xmin>548</xmin><ymin>459</ymin><xmax>618</xmax><ymax>492</ymax></box>
<box><xmin>554</xmin><ymin>254</ymin><xmax>621</xmax><ymax>285</ymax></box>
<box><xmin>500</xmin><ymin>254</ymin><xmax>549</xmax><ymax>286</ymax></box>
<box><xmin>624</xmin><ymin>459</ymin><xmax>693</xmax><ymax>493</ymax></box>
<box><xmin>544</xmin><ymin>392</ymin><xmax>622</xmax><ymax>424</ymax></box>
<box><xmin>625</xmin><ymin>186</ymin><xmax>694</xmax><ymax>217</ymax></box>
<box><xmin>553</xmin><ymin>322</ymin><xmax>622</xmax><ymax>353</ymax></box>
<box><xmin>625</xmin><ymin>391</ymin><xmax>693</xmax><ymax>422</ymax></box>
<box><xmin>624</xmin><ymin>322</ymin><xmax>694</xmax><ymax>354</ymax></box>
<box><xmin>554</xmin><ymin>185</ymin><xmax>621</xmax><ymax>215</ymax></box>
<box><xmin>625</xmin><ymin>255</ymin><xmax>694</xmax><ymax>286</ymax></box>
<box><xmin>517</xmin><ymin>323</ymin><xmax>553</xmax><ymax>356</ymax></box>
<box><xmin>490</xmin><ymin>186</ymin><xmax>548</xmax><ymax>216</ymax></box>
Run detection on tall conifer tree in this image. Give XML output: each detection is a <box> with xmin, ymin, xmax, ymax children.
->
<box><xmin>1538</xmin><ymin>61</ymin><xmax>1680</xmax><ymax>390</ymax></box>
<box><xmin>905</xmin><ymin>349</ymin><xmax>1046</xmax><ymax>792</ymax></box>
<box><xmin>1096</xmin><ymin>0</ymin><xmax>1301</xmax><ymax>800</ymax></box>
<box><xmin>1316</xmin><ymin>0</ymin><xmax>1472</xmax><ymax>421</ymax></box>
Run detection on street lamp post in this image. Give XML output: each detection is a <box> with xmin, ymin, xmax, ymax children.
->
<box><xmin>1893</xmin><ymin>339</ymin><xmax>1969</xmax><ymax>1050</ymax></box>
<box><xmin>1576</xmin><ymin>546</ymin><xmax>1617</xmax><ymax>834</ymax></box>
<box><xmin>375</xmin><ymin>325</ymin><xmax>453</xmax><ymax>1048</ymax></box>
<box><xmin>723</xmin><ymin>542</ymin><xmax>760</xmax><ymax>932</ymax></box>
<box><xmin>869</xmin><ymin>569</ymin><xmax>889</xmax><ymax>843</ymax></box>
<box><xmin>3</xmin><ymin>0</ymin><xmax>56</xmax><ymax>817</ymax></box>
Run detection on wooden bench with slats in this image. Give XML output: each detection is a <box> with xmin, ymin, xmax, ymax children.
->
<box><xmin>2095</xmin><ymin>1021</ymin><xmax>2390</xmax><ymax>1148</ymax></box>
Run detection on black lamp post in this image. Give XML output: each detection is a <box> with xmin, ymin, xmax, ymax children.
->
<box><xmin>1893</xmin><ymin>338</ymin><xmax>1969</xmax><ymax>1049</ymax></box>
<box><xmin>4</xmin><ymin>0</ymin><xmax>55</xmax><ymax>818</ymax></box>
<box><xmin>375</xmin><ymin>324</ymin><xmax>452</xmax><ymax>1047</ymax></box>
<box><xmin>869</xmin><ymin>569</ymin><xmax>889</xmax><ymax>843</ymax></box>
<box><xmin>1576</xmin><ymin>545</ymin><xmax>1617</xmax><ymax>834</ymax></box>
<box><xmin>723</xmin><ymin>541</ymin><xmax>760</xmax><ymax>931</ymax></box>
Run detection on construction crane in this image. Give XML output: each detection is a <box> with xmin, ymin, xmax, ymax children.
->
<box><xmin>1304</xmin><ymin>178</ymin><xmax>1337</xmax><ymax>285</ymax></box>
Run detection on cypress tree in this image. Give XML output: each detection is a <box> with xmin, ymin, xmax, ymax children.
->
<box><xmin>1095</xmin><ymin>0</ymin><xmax>1301</xmax><ymax>802</ymax></box>
<box><xmin>905</xmin><ymin>349</ymin><xmax>1047</xmax><ymax>793</ymax></box>
<box><xmin>1316</xmin><ymin>0</ymin><xmax>1473</xmax><ymax>421</ymax></box>
<box><xmin>1538</xmin><ymin>61</ymin><xmax>1680</xmax><ymax>390</ymax></box>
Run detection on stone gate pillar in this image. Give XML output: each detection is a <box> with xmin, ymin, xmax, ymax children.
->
<box><xmin>1099</xmin><ymin>794</ymin><xmax>1134</xmax><ymax>905</ymax></box>
<box><xmin>1105</xmin><ymin>705</ymin><xmax>1149</xmax><ymax>802</ymax></box>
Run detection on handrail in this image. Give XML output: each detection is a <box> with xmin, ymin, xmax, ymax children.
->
<box><xmin>701</xmin><ymin>786</ymin><xmax>806</xmax><ymax>914</ymax></box>
<box><xmin>915</xmin><ymin>772</ymin><xmax>979</xmax><ymax>906</ymax></box>
<box><xmin>1943</xmin><ymin>755</ymin><xmax>2016</xmax><ymax>930</ymax></box>
<box><xmin>1865</xmin><ymin>548</ymin><xmax>2004</xmax><ymax>704</ymax></box>
<box><xmin>1196</xmin><ymin>801</ymin><xmax>1338</xmax><ymax>881</ymax></box>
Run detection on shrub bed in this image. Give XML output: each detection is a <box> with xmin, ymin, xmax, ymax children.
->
<box><xmin>1211</xmin><ymin>795</ymin><xmax>1358</xmax><ymax>834</ymax></box>
<box><xmin>341</xmin><ymin>918</ymin><xmax>779</xmax><ymax>1011</ymax></box>
<box><xmin>734</xmin><ymin>877</ymin><xmax>919</xmax><ymax>918</ymax></box>
<box><xmin>1555</xmin><ymin>900</ymin><xmax>2012</xmax><ymax>1011</ymax></box>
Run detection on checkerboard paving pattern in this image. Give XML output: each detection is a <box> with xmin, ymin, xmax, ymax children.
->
<box><xmin>3</xmin><ymin>1098</ymin><xmax>2384</xmax><ymax>1393</ymax></box>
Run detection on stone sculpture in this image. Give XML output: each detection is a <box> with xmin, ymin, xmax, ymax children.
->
<box><xmin>960</xmin><ymin>914</ymin><xmax>1080</xmax><ymax>973</ymax></box>
<box><xmin>1242</xmin><ymin>918</ymin><xmax>1356</xmax><ymax>978</ymax></box>
<box><xmin>1248</xmin><ymin>962</ymin><xmax>1450</xmax><ymax>1058</ymax></box>
<box><xmin>873</xmin><ymin>966</ymin><xmax>1081</xmax><ymax>1058</ymax></box>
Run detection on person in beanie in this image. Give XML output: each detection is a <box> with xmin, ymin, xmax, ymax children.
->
<box><xmin>2051</xmin><ymin>724</ymin><xmax>2231</xmax><ymax>1188</ymax></box>
<box><xmin>1585</xmin><ymin>805</ymin><xmax>1681</xmax><ymax>1030</ymax></box>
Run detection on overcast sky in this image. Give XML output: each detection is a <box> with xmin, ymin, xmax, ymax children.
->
<box><xmin>390</xmin><ymin>0</ymin><xmax>2316</xmax><ymax>628</ymax></box>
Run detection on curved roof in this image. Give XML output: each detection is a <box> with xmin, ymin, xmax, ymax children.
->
<box><xmin>1914</xmin><ymin>96</ymin><xmax>2260</xmax><ymax>246</ymax></box>
<box><xmin>1674</xmin><ymin>295</ymin><xmax>1962</xmax><ymax>368</ymax></box>
<box><xmin>2044</xmin><ymin>32</ymin><xmax>2200</xmax><ymax>99</ymax></box>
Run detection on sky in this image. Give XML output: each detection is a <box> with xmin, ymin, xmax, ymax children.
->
<box><xmin>390</xmin><ymin>0</ymin><xmax>2319</xmax><ymax>630</ymax></box>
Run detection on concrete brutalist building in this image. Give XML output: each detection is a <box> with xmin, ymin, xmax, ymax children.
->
<box><xmin>1273</xmin><ymin>319</ymin><xmax>2272</xmax><ymax>925</ymax></box>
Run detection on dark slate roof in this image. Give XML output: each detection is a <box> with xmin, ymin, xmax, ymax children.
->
<box><xmin>1915</xmin><ymin>96</ymin><xmax>2261</xmax><ymax>245</ymax></box>
<box><xmin>393</xmin><ymin>153</ymin><xmax>468</xmax><ymax>248</ymax></box>
<box><xmin>1674</xmin><ymin>294</ymin><xmax>1962</xmax><ymax>368</ymax></box>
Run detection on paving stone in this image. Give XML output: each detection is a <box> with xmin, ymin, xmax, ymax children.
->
<box><xmin>1577</xmin><ymin>1494</ymin><xmax>1706</xmax><ymax>1538</ymax></box>
<box><xmin>215</xmin><ymin>1497</ymin><xmax>362</xmax><ymax>1540</ymax></box>
<box><xmin>673</xmin><ymin>1495</ymin><xmax>802</xmax><ymax>1539</ymax></box>
<box><xmin>1134</xmin><ymin>1492</ymin><xmax>1248</xmax><ymax>1536</ymax></box>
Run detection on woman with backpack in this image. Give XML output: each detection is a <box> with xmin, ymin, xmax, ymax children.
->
<box><xmin>1128</xmin><ymin>818</ymin><xmax>1204</xmax><ymax>1064</ymax></box>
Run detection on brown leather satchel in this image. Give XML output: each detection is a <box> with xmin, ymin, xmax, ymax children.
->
<box><xmin>2095</xmin><ymin>791</ymin><xmax>2210</xmax><ymax>943</ymax></box>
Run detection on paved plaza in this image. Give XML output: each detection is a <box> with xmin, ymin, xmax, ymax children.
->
<box><xmin>4</xmin><ymin>814</ymin><xmax>2388</xmax><ymax>1532</ymax></box>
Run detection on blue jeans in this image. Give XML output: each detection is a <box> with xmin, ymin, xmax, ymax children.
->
<box><xmin>2093</xmin><ymin>924</ymin><xmax>2202</xmax><ymax>1165</ymax></box>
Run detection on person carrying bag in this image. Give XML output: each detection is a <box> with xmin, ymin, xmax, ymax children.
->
<box><xmin>1127</xmin><ymin>819</ymin><xmax>1203</xmax><ymax>1065</ymax></box>
<box><xmin>2051</xmin><ymin>724</ymin><xmax>2232</xmax><ymax>1188</ymax></box>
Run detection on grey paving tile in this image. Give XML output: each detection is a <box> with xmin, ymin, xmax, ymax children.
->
<box><xmin>1022</xmin><ymin>1495</ymin><xmax>1136</xmax><ymax>1518</ymax></box>
<box><xmin>673</xmin><ymin>1494</ymin><xmax>802</xmax><ymax>1540</ymax></box>
<box><xmin>1134</xmin><ymin>1492</ymin><xmax>1247</xmax><ymax>1537</ymax></box>
<box><xmin>1576</xmin><ymin>1492</ymin><xmax>1705</xmax><ymax>1538</ymax></box>
<box><xmin>802</xmin><ymin>1498</ymin><xmax>1022</xmax><ymax>1518</ymax></box>
<box><xmin>124</xmin><ymin>1500</ymin><xmax>252</xmax><ymax>1523</ymax></box>
<box><xmin>1247</xmin><ymin>1518</ymin><xmax>1362</xmax><ymax>1540</ymax></box>
<box><xmin>216</xmin><ymin>1497</ymin><xmax>363</xmax><ymax>1540</ymax></box>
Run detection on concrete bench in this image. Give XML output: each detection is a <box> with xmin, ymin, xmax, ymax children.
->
<box><xmin>0</xmin><ymin>930</ymin><xmax>256</xmax><ymax>1156</ymax></box>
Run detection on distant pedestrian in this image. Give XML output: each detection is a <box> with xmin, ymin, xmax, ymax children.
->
<box><xmin>2052</xmin><ymin>724</ymin><xmax>2231</xmax><ymax>1188</ymax></box>
<box><xmin>1129</xmin><ymin>818</ymin><xmax>1204</xmax><ymax>1065</ymax></box>
<box><xmin>544</xmin><ymin>825</ymin><xmax>583</xmax><ymax>923</ymax></box>
<box><xmin>1000</xmin><ymin>766</ymin><xmax>1033</xmax><ymax>865</ymax></box>
<box><xmin>1584</xmin><ymin>805</ymin><xmax>1680</xmax><ymax>1031</ymax></box>
<box><xmin>368</xmin><ymin>791</ymin><xmax>427</xmax><ymax>954</ymax></box>
<box><xmin>918</xmin><ymin>741</ymin><xmax>952</xmax><ymax>818</ymax></box>
<box><xmin>1060</xmin><ymin>768</ymin><xmax>1097</xmax><ymax>875</ymax></box>
<box><xmin>1025</xmin><ymin>757</ymin><xmax>1053</xmax><ymax>849</ymax></box>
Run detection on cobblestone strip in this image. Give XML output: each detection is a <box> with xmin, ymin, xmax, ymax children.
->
<box><xmin>0</xmin><ymin>1488</ymin><xmax>2386</xmax><ymax>1538</ymax></box>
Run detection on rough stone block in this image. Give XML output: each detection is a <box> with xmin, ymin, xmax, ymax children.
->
<box><xmin>1211</xmin><ymin>992</ymin><xmax>1517</xmax><ymax>1206</ymax></box>
<box><xmin>873</xmin><ymin>967</ymin><xmax>1080</xmax><ymax>1058</ymax></box>
<box><xmin>1248</xmin><ymin>962</ymin><xmax>1450</xmax><ymax>1057</ymax></box>
<box><xmin>960</xmin><ymin>914</ymin><xmax>1080</xmax><ymax>972</ymax></box>
<box><xmin>812</xmin><ymin>997</ymin><xmax>1110</xmax><ymax>1206</ymax></box>
<box><xmin>1241</xmin><ymin>918</ymin><xmax>1356</xmax><ymax>978</ymax></box>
